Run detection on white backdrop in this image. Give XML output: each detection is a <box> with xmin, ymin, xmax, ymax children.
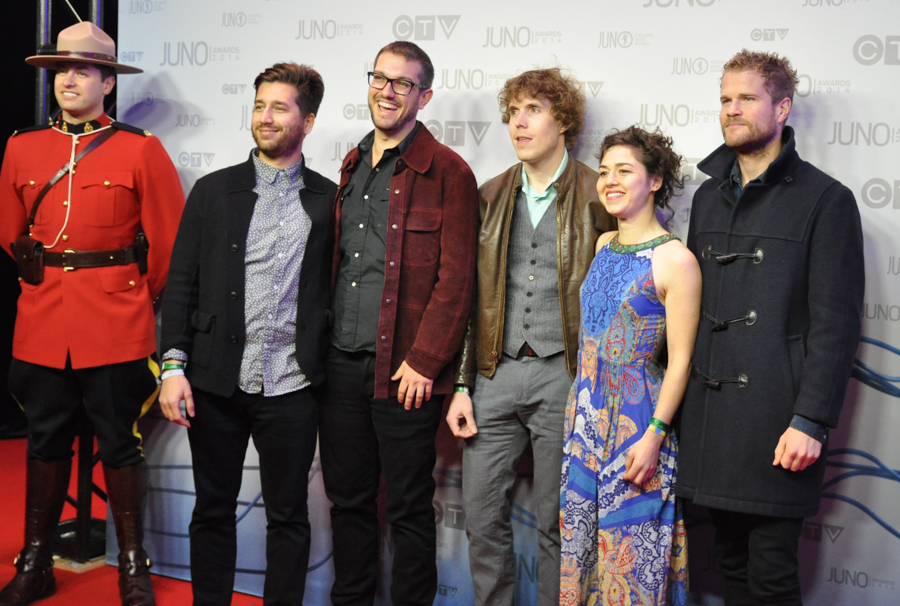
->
<box><xmin>111</xmin><ymin>0</ymin><xmax>900</xmax><ymax>604</ymax></box>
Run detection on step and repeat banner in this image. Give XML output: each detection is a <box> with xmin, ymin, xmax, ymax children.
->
<box><xmin>111</xmin><ymin>0</ymin><xmax>900</xmax><ymax>604</ymax></box>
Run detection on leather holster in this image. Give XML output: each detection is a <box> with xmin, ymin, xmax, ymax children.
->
<box><xmin>10</xmin><ymin>235</ymin><xmax>45</xmax><ymax>285</ymax></box>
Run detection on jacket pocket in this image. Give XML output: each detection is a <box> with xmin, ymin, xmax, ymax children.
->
<box><xmin>190</xmin><ymin>310</ymin><xmax>216</xmax><ymax>368</ymax></box>
<box><xmin>79</xmin><ymin>172</ymin><xmax>136</xmax><ymax>227</ymax></box>
<box><xmin>402</xmin><ymin>209</ymin><xmax>442</xmax><ymax>266</ymax></box>
<box><xmin>787</xmin><ymin>334</ymin><xmax>806</xmax><ymax>398</ymax></box>
<box><xmin>16</xmin><ymin>173</ymin><xmax>48</xmax><ymax>225</ymax></box>
<box><xmin>98</xmin><ymin>264</ymin><xmax>147</xmax><ymax>293</ymax></box>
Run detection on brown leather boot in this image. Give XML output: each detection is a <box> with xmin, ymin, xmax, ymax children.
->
<box><xmin>0</xmin><ymin>458</ymin><xmax>71</xmax><ymax>606</ymax></box>
<box><xmin>104</xmin><ymin>463</ymin><xmax>155</xmax><ymax>606</ymax></box>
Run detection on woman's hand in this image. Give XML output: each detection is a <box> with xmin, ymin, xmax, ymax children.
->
<box><xmin>623</xmin><ymin>429</ymin><xmax>665</xmax><ymax>485</ymax></box>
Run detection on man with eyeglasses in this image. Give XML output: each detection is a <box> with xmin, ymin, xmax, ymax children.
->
<box><xmin>319</xmin><ymin>41</ymin><xmax>478</xmax><ymax>606</ymax></box>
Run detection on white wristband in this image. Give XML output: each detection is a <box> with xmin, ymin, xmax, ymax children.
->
<box><xmin>160</xmin><ymin>368</ymin><xmax>185</xmax><ymax>381</ymax></box>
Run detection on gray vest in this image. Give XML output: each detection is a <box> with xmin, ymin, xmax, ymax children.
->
<box><xmin>502</xmin><ymin>189</ymin><xmax>565</xmax><ymax>357</ymax></box>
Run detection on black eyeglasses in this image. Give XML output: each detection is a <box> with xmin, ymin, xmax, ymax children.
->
<box><xmin>367</xmin><ymin>72</ymin><xmax>428</xmax><ymax>96</ymax></box>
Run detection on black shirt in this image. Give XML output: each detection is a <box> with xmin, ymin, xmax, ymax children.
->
<box><xmin>331</xmin><ymin>124</ymin><xmax>419</xmax><ymax>352</ymax></box>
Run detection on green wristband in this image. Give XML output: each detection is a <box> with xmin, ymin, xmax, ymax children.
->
<box><xmin>454</xmin><ymin>385</ymin><xmax>470</xmax><ymax>395</ymax></box>
<box><xmin>649</xmin><ymin>417</ymin><xmax>671</xmax><ymax>434</ymax></box>
<box><xmin>162</xmin><ymin>362</ymin><xmax>185</xmax><ymax>371</ymax></box>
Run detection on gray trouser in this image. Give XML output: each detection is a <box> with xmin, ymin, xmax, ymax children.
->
<box><xmin>462</xmin><ymin>352</ymin><xmax>571</xmax><ymax>606</ymax></box>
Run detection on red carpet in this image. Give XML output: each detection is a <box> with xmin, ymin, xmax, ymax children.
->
<box><xmin>0</xmin><ymin>438</ymin><xmax>262</xmax><ymax>605</ymax></box>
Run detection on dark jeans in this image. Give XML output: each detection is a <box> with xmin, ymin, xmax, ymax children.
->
<box><xmin>188</xmin><ymin>386</ymin><xmax>319</xmax><ymax>606</ymax></box>
<box><xmin>9</xmin><ymin>356</ymin><xmax>158</xmax><ymax>466</ymax></box>
<box><xmin>319</xmin><ymin>346</ymin><xmax>443</xmax><ymax>606</ymax></box>
<box><xmin>708</xmin><ymin>508</ymin><xmax>804</xmax><ymax>606</ymax></box>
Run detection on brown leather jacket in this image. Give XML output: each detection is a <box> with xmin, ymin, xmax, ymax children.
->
<box><xmin>453</xmin><ymin>154</ymin><xmax>615</xmax><ymax>387</ymax></box>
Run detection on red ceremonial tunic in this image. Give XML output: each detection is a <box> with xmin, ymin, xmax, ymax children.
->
<box><xmin>0</xmin><ymin>115</ymin><xmax>184</xmax><ymax>369</ymax></box>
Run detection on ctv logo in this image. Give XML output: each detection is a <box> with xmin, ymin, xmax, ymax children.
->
<box><xmin>582</xmin><ymin>81</ymin><xmax>604</xmax><ymax>98</ymax></box>
<box><xmin>178</xmin><ymin>152</ymin><xmax>215</xmax><ymax>168</ymax></box>
<box><xmin>342</xmin><ymin>104</ymin><xmax>370</xmax><ymax>121</ymax></box>
<box><xmin>853</xmin><ymin>35</ymin><xmax>900</xmax><ymax>65</ymax></box>
<box><xmin>392</xmin><ymin>15</ymin><xmax>460</xmax><ymax>41</ymax></box>
<box><xmin>423</xmin><ymin>120</ymin><xmax>491</xmax><ymax>147</ymax></box>
<box><xmin>751</xmin><ymin>28</ymin><xmax>789</xmax><ymax>41</ymax></box>
<box><xmin>222</xmin><ymin>84</ymin><xmax>247</xmax><ymax>95</ymax></box>
<box><xmin>861</xmin><ymin>178</ymin><xmax>900</xmax><ymax>209</ymax></box>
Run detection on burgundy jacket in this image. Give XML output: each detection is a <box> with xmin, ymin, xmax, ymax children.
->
<box><xmin>332</xmin><ymin>124</ymin><xmax>478</xmax><ymax>398</ymax></box>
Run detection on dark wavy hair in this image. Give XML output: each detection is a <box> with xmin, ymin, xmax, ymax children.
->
<box><xmin>722</xmin><ymin>49</ymin><xmax>799</xmax><ymax>103</ymax></box>
<box><xmin>254</xmin><ymin>62</ymin><xmax>324</xmax><ymax>117</ymax></box>
<box><xmin>596</xmin><ymin>126</ymin><xmax>685</xmax><ymax>209</ymax></box>
<box><xmin>374</xmin><ymin>41</ymin><xmax>435</xmax><ymax>89</ymax></box>
<box><xmin>498</xmin><ymin>68</ymin><xmax>585</xmax><ymax>148</ymax></box>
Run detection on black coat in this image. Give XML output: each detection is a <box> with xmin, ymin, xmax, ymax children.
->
<box><xmin>676</xmin><ymin>127</ymin><xmax>865</xmax><ymax>518</ymax></box>
<box><xmin>160</xmin><ymin>155</ymin><xmax>336</xmax><ymax>397</ymax></box>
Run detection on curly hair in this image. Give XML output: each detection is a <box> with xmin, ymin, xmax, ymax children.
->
<box><xmin>722</xmin><ymin>49</ymin><xmax>799</xmax><ymax>103</ymax></box>
<box><xmin>596</xmin><ymin>126</ymin><xmax>685</xmax><ymax>209</ymax></box>
<box><xmin>498</xmin><ymin>68</ymin><xmax>585</xmax><ymax>148</ymax></box>
<box><xmin>375</xmin><ymin>41</ymin><xmax>435</xmax><ymax>89</ymax></box>
<box><xmin>254</xmin><ymin>62</ymin><xmax>324</xmax><ymax>117</ymax></box>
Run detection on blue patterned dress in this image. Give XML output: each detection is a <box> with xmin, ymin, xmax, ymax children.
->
<box><xmin>559</xmin><ymin>234</ymin><xmax>687</xmax><ymax>606</ymax></box>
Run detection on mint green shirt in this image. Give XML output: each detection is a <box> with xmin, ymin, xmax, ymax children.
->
<box><xmin>519</xmin><ymin>153</ymin><xmax>568</xmax><ymax>229</ymax></box>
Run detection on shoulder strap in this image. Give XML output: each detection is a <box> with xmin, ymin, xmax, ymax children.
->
<box><xmin>12</xmin><ymin>123</ymin><xmax>52</xmax><ymax>138</ymax></box>
<box><xmin>111</xmin><ymin>121</ymin><xmax>151</xmax><ymax>137</ymax></box>
<box><xmin>27</xmin><ymin>128</ymin><xmax>118</xmax><ymax>229</ymax></box>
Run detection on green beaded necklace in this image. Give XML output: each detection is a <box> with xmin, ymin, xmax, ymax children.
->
<box><xmin>608</xmin><ymin>233</ymin><xmax>679</xmax><ymax>254</ymax></box>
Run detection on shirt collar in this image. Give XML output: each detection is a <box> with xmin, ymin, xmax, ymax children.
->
<box><xmin>54</xmin><ymin>113</ymin><xmax>112</xmax><ymax>134</ymax></box>
<box><xmin>520</xmin><ymin>152</ymin><xmax>568</xmax><ymax>201</ymax></box>
<box><xmin>251</xmin><ymin>150</ymin><xmax>305</xmax><ymax>185</ymax></box>
<box><xmin>358</xmin><ymin>122</ymin><xmax>420</xmax><ymax>164</ymax></box>
<box><xmin>729</xmin><ymin>158</ymin><xmax>768</xmax><ymax>198</ymax></box>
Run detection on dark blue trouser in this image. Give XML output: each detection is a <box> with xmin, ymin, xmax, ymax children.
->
<box><xmin>318</xmin><ymin>345</ymin><xmax>443</xmax><ymax>606</ymax></box>
<box><xmin>708</xmin><ymin>508</ymin><xmax>804</xmax><ymax>606</ymax></box>
<box><xmin>188</xmin><ymin>385</ymin><xmax>319</xmax><ymax>606</ymax></box>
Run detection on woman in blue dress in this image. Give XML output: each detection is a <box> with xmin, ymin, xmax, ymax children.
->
<box><xmin>559</xmin><ymin>126</ymin><xmax>701</xmax><ymax>606</ymax></box>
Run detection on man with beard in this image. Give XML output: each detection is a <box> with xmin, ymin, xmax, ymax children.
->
<box><xmin>678</xmin><ymin>49</ymin><xmax>865</xmax><ymax>606</ymax></box>
<box><xmin>320</xmin><ymin>41</ymin><xmax>478</xmax><ymax>606</ymax></box>
<box><xmin>158</xmin><ymin>62</ymin><xmax>336</xmax><ymax>605</ymax></box>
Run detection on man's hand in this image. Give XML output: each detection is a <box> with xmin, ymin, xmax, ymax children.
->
<box><xmin>622</xmin><ymin>430</ymin><xmax>664</xmax><ymax>486</ymax></box>
<box><xmin>773</xmin><ymin>427</ymin><xmax>822</xmax><ymax>471</ymax></box>
<box><xmin>159</xmin><ymin>374</ymin><xmax>195</xmax><ymax>428</ymax></box>
<box><xmin>446</xmin><ymin>391</ymin><xmax>477</xmax><ymax>438</ymax></box>
<box><xmin>391</xmin><ymin>360</ymin><xmax>433</xmax><ymax>410</ymax></box>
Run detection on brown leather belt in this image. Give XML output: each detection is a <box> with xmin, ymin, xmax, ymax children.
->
<box><xmin>43</xmin><ymin>246</ymin><xmax>138</xmax><ymax>271</ymax></box>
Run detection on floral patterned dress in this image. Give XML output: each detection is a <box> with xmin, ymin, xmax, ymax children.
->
<box><xmin>559</xmin><ymin>234</ymin><xmax>688</xmax><ymax>606</ymax></box>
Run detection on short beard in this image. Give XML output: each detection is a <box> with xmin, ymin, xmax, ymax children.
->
<box><xmin>722</xmin><ymin>119</ymin><xmax>779</xmax><ymax>157</ymax></box>
<box><xmin>252</xmin><ymin>126</ymin><xmax>303</xmax><ymax>160</ymax></box>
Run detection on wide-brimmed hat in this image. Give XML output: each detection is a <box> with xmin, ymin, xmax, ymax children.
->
<box><xmin>25</xmin><ymin>22</ymin><xmax>142</xmax><ymax>74</ymax></box>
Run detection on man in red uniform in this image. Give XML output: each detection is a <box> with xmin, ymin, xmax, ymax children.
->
<box><xmin>0</xmin><ymin>22</ymin><xmax>184</xmax><ymax>606</ymax></box>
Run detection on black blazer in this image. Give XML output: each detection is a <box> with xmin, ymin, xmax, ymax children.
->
<box><xmin>160</xmin><ymin>154</ymin><xmax>337</xmax><ymax>397</ymax></box>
